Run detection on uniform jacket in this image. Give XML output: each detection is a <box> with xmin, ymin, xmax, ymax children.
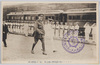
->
<box><xmin>33</xmin><ymin>20</ymin><xmax>45</xmax><ymax>38</ymax></box>
<box><xmin>3</xmin><ymin>24</ymin><xmax>9</xmax><ymax>40</ymax></box>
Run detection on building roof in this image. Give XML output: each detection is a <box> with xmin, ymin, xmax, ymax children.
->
<box><xmin>64</xmin><ymin>8</ymin><xmax>96</xmax><ymax>13</ymax></box>
<box><xmin>7</xmin><ymin>10</ymin><xmax>63</xmax><ymax>15</ymax></box>
<box><xmin>7</xmin><ymin>8</ymin><xmax>96</xmax><ymax>15</ymax></box>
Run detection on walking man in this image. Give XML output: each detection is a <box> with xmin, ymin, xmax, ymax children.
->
<box><xmin>31</xmin><ymin>14</ymin><xmax>47</xmax><ymax>55</ymax></box>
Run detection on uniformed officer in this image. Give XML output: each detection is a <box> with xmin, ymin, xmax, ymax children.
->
<box><xmin>51</xmin><ymin>21</ymin><xmax>56</xmax><ymax>38</ymax></box>
<box><xmin>44</xmin><ymin>20</ymin><xmax>50</xmax><ymax>39</ymax></box>
<box><xmin>55</xmin><ymin>22</ymin><xmax>60</xmax><ymax>38</ymax></box>
<box><xmin>91</xmin><ymin>23</ymin><xmax>96</xmax><ymax>43</ymax></box>
<box><xmin>31</xmin><ymin>14</ymin><xmax>47</xmax><ymax>55</ymax></box>
<box><xmin>74</xmin><ymin>22</ymin><xmax>79</xmax><ymax>37</ymax></box>
<box><xmin>59</xmin><ymin>22</ymin><xmax>64</xmax><ymax>38</ymax></box>
<box><xmin>70</xmin><ymin>23</ymin><xmax>74</xmax><ymax>36</ymax></box>
<box><xmin>50</xmin><ymin>21</ymin><xmax>57</xmax><ymax>52</ymax></box>
<box><xmin>3</xmin><ymin>22</ymin><xmax>9</xmax><ymax>47</ymax></box>
<box><xmin>24</xmin><ymin>23</ymin><xmax>29</xmax><ymax>36</ymax></box>
<box><xmin>65</xmin><ymin>22</ymin><xmax>70</xmax><ymax>39</ymax></box>
<box><xmin>64</xmin><ymin>22</ymin><xmax>68</xmax><ymax>37</ymax></box>
<box><xmin>84</xmin><ymin>22</ymin><xmax>91</xmax><ymax>42</ymax></box>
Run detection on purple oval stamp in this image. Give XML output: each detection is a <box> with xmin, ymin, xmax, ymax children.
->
<box><xmin>62</xmin><ymin>30</ymin><xmax>85</xmax><ymax>54</ymax></box>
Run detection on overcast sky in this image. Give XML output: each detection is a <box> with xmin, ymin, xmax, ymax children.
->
<box><xmin>2</xmin><ymin>2</ymin><xmax>27</xmax><ymax>6</ymax></box>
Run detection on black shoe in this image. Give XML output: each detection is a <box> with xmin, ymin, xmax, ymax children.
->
<box><xmin>53</xmin><ymin>50</ymin><xmax>57</xmax><ymax>53</ymax></box>
<box><xmin>43</xmin><ymin>52</ymin><xmax>47</xmax><ymax>55</ymax></box>
<box><xmin>31</xmin><ymin>50</ymin><xmax>34</xmax><ymax>54</ymax></box>
<box><xmin>4</xmin><ymin>45</ymin><xmax>7</xmax><ymax>47</ymax></box>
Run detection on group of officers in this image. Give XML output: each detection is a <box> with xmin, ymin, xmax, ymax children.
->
<box><xmin>3</xmin><ymin>14</ymin><xmax>96</xmax><ymax>55</ymax></box>
<box><xmin>44</xmin><ymin>19</ymin><xmax>96</xmax><ymax>43</ymax></box>
<box><xmin>7</xmin><ymin>23</ymin><xmax>34</xmax><ymax>36</ymax></box>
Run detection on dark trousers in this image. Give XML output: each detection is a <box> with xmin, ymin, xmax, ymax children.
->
<box><xmin>3</xmin><ymin>39</ymin><xmax>7</xmax><ymax>46</ymax></box>
<box><xmin>32</xmin><ymin>38</ymin><xmax>45</xmax><ymax>52</ymax></box>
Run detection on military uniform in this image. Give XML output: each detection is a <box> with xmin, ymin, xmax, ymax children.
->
<box><xmin>91</xmin><ymin>23</ymin><xmax>96</xmax><ymax>43</ymax></box>
<box><xmin>55</xmin><ymin>22</ymin><xmax>60</xmax><ymax>38</ymax></box>
<box><xmin>59</xmin><ymin>23</ymin><xmax>64</xmax><ymax>38</ymax></box>
<box><xmin>3</xmin><ymin>24</ymin><xmax>9</xmax><ymax>47</ymax></box>
<box><xmin>32</xmin><ymin>20</ymin><xmax>45</xmax><ymax>52</ymax></box>
<box><xmin>74</xmin><ymin>24</ymin><xmax>79</xmax><ymax>37</ymax></box>
<box><xmin>24</xmin><ymin>23</ymin><xmax>29</xmax><ymax>36</ymax></box>
<box><xmin>84</xmin><ymin>23</ymin><xmax>91</xmax><ymax>41</ymax></box>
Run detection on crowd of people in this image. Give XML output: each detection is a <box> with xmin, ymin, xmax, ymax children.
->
<box><xmin>3</xmin><ymin>14</ymin><xmax>96</xmax><ymax>55</ymax></box>
<box><xmin>44</xmin><ymin>20</ymin><xmax>96</xmax><ymax>44</ymax></box>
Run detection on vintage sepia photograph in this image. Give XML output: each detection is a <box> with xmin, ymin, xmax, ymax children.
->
<box><xmin>1</xmin><ymin>2</ymin><xmax>99</xmax><ymax>64</ymax></box>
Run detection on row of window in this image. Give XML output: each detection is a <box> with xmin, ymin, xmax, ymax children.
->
<box><xmin>7</xmin><ymin>15</ymin><xmax>36</xmax><ymax>21</ymax></box>
<box><xmin>68</xmin><ymin>14</ymin><xmax>96</xmax><ymax>20</ymax></box>
<box><xmin>7</xmin><ymin>14</ymin><xmax>96</xmax><ymax>21</ymax></box>
<box><xmin>69</xmin><ymin>16</ymin><xmax>80</xmax><ymax>20</ymax></box>
<box><xmin>7</xmin><ymin>16</ymin><xmax>58</xmax><ymax>20</ymax></box>
<box><xmin>7</xmin><ymin>16</ymin><xmax>56</xmax><ymax>21</ymax></box>
<box><xmin>45</xmin><ymin>16</ymin><xmax>55</xmax><ymax>20</ymax></box>
<box><xmin>82</xmin><ymin>15</ymin><xmax>96</xmax><ymax>20</ymax></box>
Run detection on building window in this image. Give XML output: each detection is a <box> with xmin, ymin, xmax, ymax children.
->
<box><xmin>69</xmin><ymin>16</ymin><xmax>72</xmax><ymax>20</ymax></box>
<box><xmin>11</xmin><ymin>16</ymin><xmax>14</xmax><ymax>20</ymax></box>
<box><xmin>25</xmin><ymin>16</ymin><xmax>28</xmax><ymax>20</ymax></box>
<box><xmin>32</xmin><ymin>16</ymin><xmax>35</xmax><ymax>20</ymax></box>
<box><xmin>18</xmin><ymin>16</ymin><xmax>20</xmax><ymax>20</ymax></box>
<box><xmin>21</xmin><ymin>16</ymin><xmax>24</xmax><ymax>20</ymax></box>
<box><xmin>28</xmin><ymin>16</ymin><xmax>31</xmax><ymax>20</ymax></box>
<box><xmin>73</xmin><ymin>16</ymin><xmax>76</xmax><ymax>19</ymax></box>
<box><xmin>15</xmin><ymin>16</ymin><xmax>16</xmax><ymax>20</ymax></box>
<box><xmin>7</xmin><ymin>16</ymin><xmax>9</xmax><ymax>20</ymax></box>
<box><xmin>30</xmin><ymin>27</ymin><xmax>31</xmax><ymax>30</ymax></box>
<box><xmin>77</xmin><ymin>16</ymin><xmax>80</xmax><ymax>20</ymax></box>
<box><xmin>46</xmin><ymin>16</ymin><xmax>48</xmax><ymax>20</ymax></box>
<box><xmin>52</xmin><ymin>16</ymin><xmax>54</xmax><ymax>19</ymax></box>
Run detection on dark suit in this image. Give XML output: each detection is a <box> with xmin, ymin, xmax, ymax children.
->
<box><xmin>32</xmin><ymin>20</ymin><xmax>45</xmax><ymax>51</ymax></box>
<box><xmin>3</xmin><ymin>24</ymin><xmax>9</xmax><ymax>47</ymax></box>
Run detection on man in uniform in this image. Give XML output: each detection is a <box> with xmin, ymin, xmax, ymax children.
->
<box><xmin>64</xmin><ymin>22</ymin><xmax>68</xmax><ymax>37</ymax></box>
<box><xmin>74</xmin><ymin>22</ymin><xmax>79</xmax><ymax>37</ymax></box>
<box><xmin>55</xmin><ymin>22</ymin><xmax>60</xmax><ymax>38</ymax></box>
<box><xmin>59</xmin><ymin>22</ymin><xmax>64</xmax><ymax>38</ymax></box>
<box><xmin>24</xmin><ymin>23</ymin><xmax>29</xmax><ymax>36</ymax></box>
<box><xmin>69</xmin><ymin>23</ymin><xmax>74</xmax><ymax>36</ymax></box>
<box><xmin>84</xmin><ymin>22</ymin><xmax>91</xmax><ymax>42</ymax></box>
<box><xmin>91</xmin><ymin>23</ymin><xmax>96</xmax><ymax>43</ymax></box>
<box><xmin>3</xmin><ymin>22</ymin><xmax>9</xmax><ymax>47</ymax></box>
<box><xmin>31</xmin><ymin>14</ymin><xmax>47</xmax><ymax>55</ymax></box>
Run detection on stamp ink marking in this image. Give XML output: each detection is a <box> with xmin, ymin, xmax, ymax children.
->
<box><xmin>62</xmin><ymin>30</ymin><xmax>85</xmax><ymax>53</ymax></box>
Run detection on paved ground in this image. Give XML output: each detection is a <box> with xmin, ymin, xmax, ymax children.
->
<box><xmin>2</xmin><ymin>33</ymin><xmax>98</xmax><ymax>63</ymax></box>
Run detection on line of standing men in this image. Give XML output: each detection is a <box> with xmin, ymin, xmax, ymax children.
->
<box><xmin>2</xmin><ymin>14</ymin><xmax>96</xmax><ymax>56</ymax></box>
<box><xmin>54</xmin><ymin>22</ymin><xmax>79</xmax><ymax>39</ymax></box>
